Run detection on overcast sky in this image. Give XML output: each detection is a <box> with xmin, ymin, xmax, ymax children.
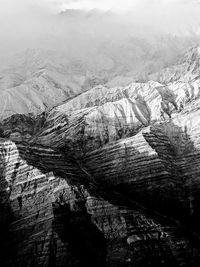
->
<box><xmin>0</xmin><ymin>0</ymin><xmax>199</xmax><ymax>29</ymax></box>
<box><xmin>0</xmin><ymin>0</ymin><xmax>200</xmax><ymax>59</ymax></box>
<box><xmin>0</xmin><ymin>0</ymin><xmax>199</xmax><ymax>22</ymax></box>
<box><xmin>0</xmin><ymin>0</ymin><xmax>199</xmax><ymax>13</ymax></box>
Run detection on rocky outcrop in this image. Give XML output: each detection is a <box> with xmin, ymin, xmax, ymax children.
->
<box><xmin>0</xmin><ymin>139</ymin><xmax>116</xmax><ymax>266</ymax></box>
<box><xmin>1</xmin><ymin>138</ymin><xmax>200</xmax><ymax>266</ymax></box>
<box><xmin>2</xmin><ymin>46</ymin><xmax>200</xmax><ymax>266</ymax></box>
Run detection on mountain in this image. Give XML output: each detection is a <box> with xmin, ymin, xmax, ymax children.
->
<box><xmin>150</xmin><ymin>45</ymin><xmax>200</xmax><ymax>83</ymax></box>
<box><xmin>1</xmin><ymin>46</ymin><xmax>200</xmax><ymax>266</ymax></box>
<box><xmin>0</xmin><ymin>49</ymin><xmax>109</xmax><ymax>120</ymax></box>
<box><xmin>0</xmin><ymin>12</ymin><xmax>198</xmax><ymax>121</ymax></box>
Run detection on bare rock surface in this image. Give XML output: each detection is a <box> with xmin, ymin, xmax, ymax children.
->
<box><xmin>1</xmin><ymin>46</ymin><xmax>200</xmax><ymax>266</ymax></box>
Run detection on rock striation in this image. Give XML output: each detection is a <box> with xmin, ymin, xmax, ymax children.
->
<box><xmin>1</xmin><ymin>138</ymin><xmax>200</xmax><ymax>266</ymax></box>
<box><xmin>1</xmin><ymin>46</ymin><xmax>200</xmax><ymax>266</ymax></box>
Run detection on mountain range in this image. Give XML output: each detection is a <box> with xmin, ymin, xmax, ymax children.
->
<box><xmin>1</xmin><ymin>43</ymin><xmax>200</xmax><ymax>266</ymax></box>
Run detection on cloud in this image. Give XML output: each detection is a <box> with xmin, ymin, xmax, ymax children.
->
<box><xmin>53</xmin><ymin>0</ymin><xmax>200</xmax><ymax>34</ymax></box>
<box><xmin>59</xmin><ymin>0</ymin><xmax>136</xmax><ymax>11</ymax></box>
<box><xmin>56</xmin><ymin>0</ymin><xmax>200</xmax><ymax>12</ymax></box>
<box><xmin>0</xmin><ymin>0</ymin><xmax>200</xmax><ymax>61</ymax></box>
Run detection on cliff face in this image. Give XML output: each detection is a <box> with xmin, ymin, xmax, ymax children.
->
<box><xmin>1</xmin><ymin>138</ymin><xmax>200</xmax><ymax>267</ymax></box>
<box><xmin>1</xmin><ymin>47</ymin><xmax>200</xmax><ymax>266</ymax></box>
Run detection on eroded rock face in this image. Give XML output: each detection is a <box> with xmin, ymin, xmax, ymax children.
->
<box><xmin>1</xmin><ymin>139</ymin><xmax>188</xmax><ymax>267</ymax></box>
<box><xmin>0</xmin><ymin>140</ymin><xmax>118</xmax><ymax>266</ymax></box>
<box><xmin>1</xmin><ymin>139</ymin><xmax>200</xmax><ymax>267</ymax></box>
<box><xmin>1</xmin><ymin>46</ymin><xmax>200</xmax><ymax>266</ymax></box>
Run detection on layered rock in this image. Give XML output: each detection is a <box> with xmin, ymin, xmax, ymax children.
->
<box><xmin>2</xmin><ymin>46</ymin><xmax>200</xmax><ymax>266</ymax></box>
<box><xmin>1</xmin><ymin>139</ymin><xmax>200</xmax><ymax>266</ymax></box>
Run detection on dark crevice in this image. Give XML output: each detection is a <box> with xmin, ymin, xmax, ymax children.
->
<box><xmin>52</xmin><ymin>199</ymin><xmax>107</xmax><ymax>267</ymax></box>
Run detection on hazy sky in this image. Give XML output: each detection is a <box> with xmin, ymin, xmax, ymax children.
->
<box><xmin>0</xmin><ymin>0</ymin><xmax>199</xmax><ymax>20</ymax></box>
<box><xmin>0</xmin><ymin>0</ymin><xmax>200</xmax><ymax>59</ymax></box>
<box><xmin>0</xmin><ymin>0</ymin><xmax>199</xmax><ymax>29</ymax></box>
<box><xmin>0</xmin><ymin>0</ymin><xmax>199</xmax><ymax>13</ymax></box>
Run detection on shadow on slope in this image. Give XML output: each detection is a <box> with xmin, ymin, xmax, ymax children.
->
<box><xmin>2</xmin><ymin>118</ymin><xmax>200</xmax><ymax>266</ymax></box>
<box><xmin>52</xmin><ymin>196</ymin><xmax>107</xmax><ymax>267</ymax></box>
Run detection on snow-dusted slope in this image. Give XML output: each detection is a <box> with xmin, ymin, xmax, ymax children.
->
<box><xmin>150</xmin><ymin>46</ymin><xmax>200</xmax><ymax>83</ymax></box>
<box><xmin>2</xmin><ymin>46</ymin><xmax>200</xmax><ymax>266</ymax></box>
<box><xmin>0</xmin><ymin>49</ymin><xmax>107</xmax><ymax>120</ymax></box>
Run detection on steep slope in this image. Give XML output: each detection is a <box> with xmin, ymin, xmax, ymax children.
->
<box><xmin>1</xmin><ymin>137</ymin><xmax>200</xmax><ymax>266</ymax></box>
<box><xmin>150</xmin><ymin>46</ymin><xmax>200</xmax><ymax>83</ymax></box>
<box><xmin>0</xmin><ymin>49</ymin><xmax>108</xmax><ymax>120</ymax></box>
<box><xmin>27</xmin><ymin>81</ymin><xmax>181</xmax><ymax>154</ymax></box>
<box><xmin>2</xmin><ymin>46</ymin><xmax>200</xmax><ymax>266</ymax></box>
<box><xmin>1</xmin><ymin>138</ymin><xmax>194</xmax><ymax>267</ymax></box>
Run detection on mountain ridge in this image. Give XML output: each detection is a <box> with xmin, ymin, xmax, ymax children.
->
<box><xmin>1</xmin><ymin>45</ymin><xmax>200</xmax><ymax>266</ymax></box>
